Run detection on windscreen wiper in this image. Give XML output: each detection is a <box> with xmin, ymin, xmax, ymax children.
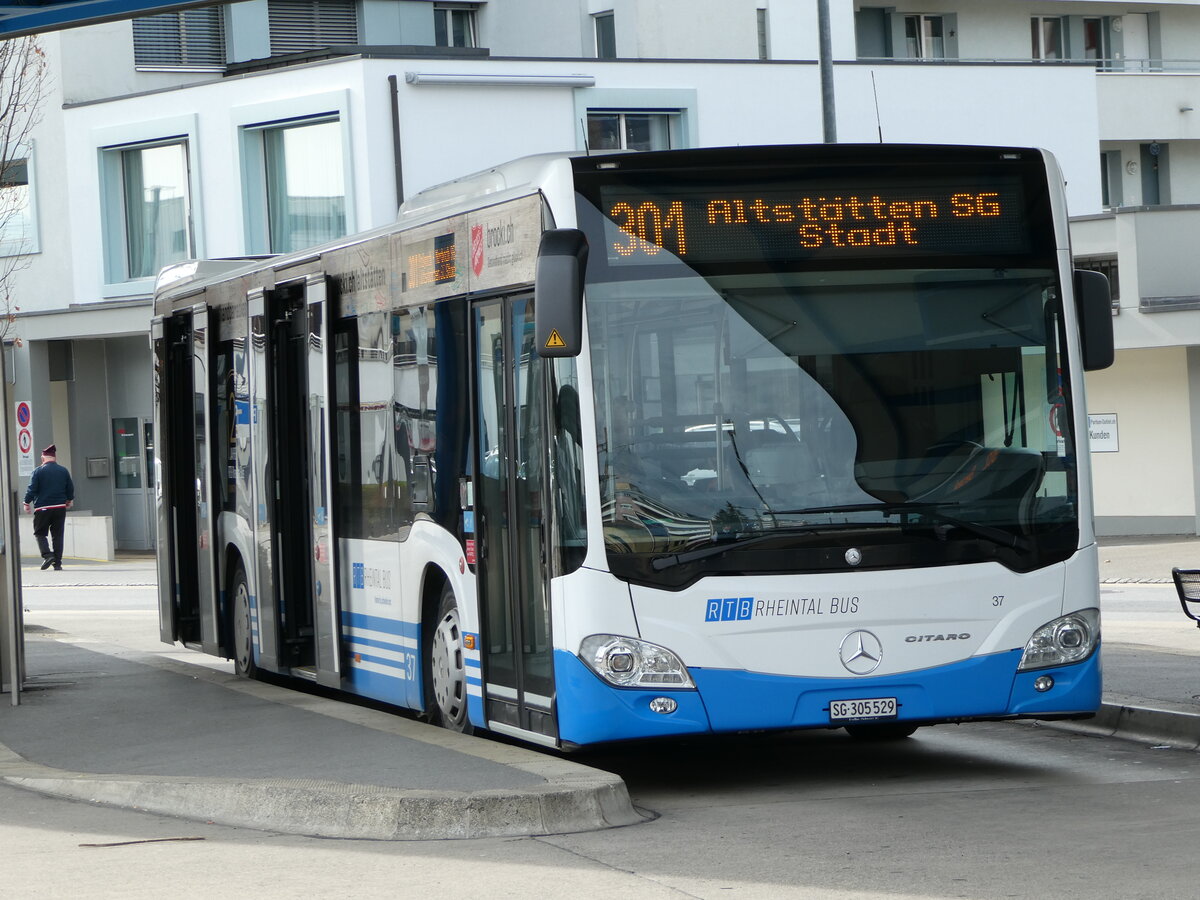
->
<box><xmin>651</xmin><ymin>523</ymin><xmax>849</xmax><ymax>572</ymax></box>
<box><xmin>651</xmin><ymin>503</ymin><xmax>1031</xmax><ymax>572</ymax></box>
<box><xmin>772</xmin><ymin>501</ymin><xmax>1031</xmax><ymax>553</ymax></box>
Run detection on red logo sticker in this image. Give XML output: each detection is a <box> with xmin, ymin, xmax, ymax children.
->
<box><xmin>471</xmin><ymin>225</ymin><xmax>485</xmax><ymax>277</ymax></box>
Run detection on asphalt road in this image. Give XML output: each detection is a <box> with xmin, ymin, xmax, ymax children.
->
<box><xmin>5</xmin><ymin>699</ymin><xmax>1200</xmax><ymax>899</ymax></box>
<box><xmin>8</xmin><ymin>554</ymin><xmax>1200</xmax><ymax>897</ymax></box>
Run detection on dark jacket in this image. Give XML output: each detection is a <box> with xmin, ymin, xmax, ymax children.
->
<box><xmin>25</xmin><ymin>461</ymin><xmax>74</xmax><ymax>510</ymax></box>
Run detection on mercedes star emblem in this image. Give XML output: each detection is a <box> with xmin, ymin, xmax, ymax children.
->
<box><xmin>845</xmin><ymin>547</ymin><xmax>863</xmax><ymax>566</ymax></box>
<box><xmin>839</xmin><ymin>629</ymin><xmax>883</xmax><ymax>675</ymax></box>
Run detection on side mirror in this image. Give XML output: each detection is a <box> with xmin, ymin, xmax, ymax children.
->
<box><xmin>535</xmin><ymin>229</ymin><xmax>588</xmax><ymax>358</ymax></box>
<box><xmin>1074</xmin><ymin>269</ymin><xmax>1114</xmax><ymax>371</ymax></box>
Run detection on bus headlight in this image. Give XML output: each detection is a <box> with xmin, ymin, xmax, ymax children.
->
<box><xmin>1018</xmin><ymin>608</ymin><xmax>1100</xmax><ymax>671</ymax></box>
<box><xmin>580</xmin><ymin>634</ymin><xmax>695</xmax><ymax>689</ymax></box>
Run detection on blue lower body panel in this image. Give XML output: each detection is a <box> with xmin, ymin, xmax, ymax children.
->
<box><xmin>554</xmin><ymin>647</ymin><xmax>1101</xmax><ymax>746</ymax></box>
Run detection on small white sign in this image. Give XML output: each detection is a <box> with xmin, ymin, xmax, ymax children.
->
<box><xmin>15</xmin><ymin>400</ymin><xmax>33</xmax><ymax>476</ymax></box>
<box><xmin>1088</xmin><ymin>413</ymin><xmax>1119</xmax><ymax>452</ymax></box>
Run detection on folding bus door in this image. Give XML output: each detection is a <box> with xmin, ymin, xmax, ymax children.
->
<box><xmin>472</xmin><ymin>294</ymin><xmax>557</xmax><ymax>745</ymax></box>
<box><xmin>247</xmin><ymin>290</ymin><xmax>278</xmax><ymax>670</ymax></box>
<box><xmin>158</xmin><ymin>306</ymin><xmax>221</xmax><ymax>654</ymax></box>
<box><xmin>153</xmin><ymin>317</ymin><xmax>174</xmax><ymax>644</ymax></box>
<box><xmin>261</xmin><ymin>275</ymin><xmax>343</xmax><ymax>686</ymax></box>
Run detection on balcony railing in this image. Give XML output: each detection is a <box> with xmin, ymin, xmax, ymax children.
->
<box><xmin>852</xmin><ymin>56</ymin><xmax>1200</xmax><ymax>73</ymax></box>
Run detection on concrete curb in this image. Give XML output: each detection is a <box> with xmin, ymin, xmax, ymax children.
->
<box><xmin>1045</xmin><ymin>701</ymin><xmax>1200</xmax><ymax>750</ymax></box>
<box><xmin>0</xmin><ymin>744</ymin><xmax>645</xmax><ymax>840</ymax></box>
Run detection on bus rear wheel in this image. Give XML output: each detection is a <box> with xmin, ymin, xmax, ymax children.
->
<box><xmin>230</xmin><ymin>564</ymin><xmax>256</xmax><ymax>679</ymax></box>
<box><xmin>427</xmin><ymin>585</ymin><xmax>473</xmax><ymax>734</ymax></box>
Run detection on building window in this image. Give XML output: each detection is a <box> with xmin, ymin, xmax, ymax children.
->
<box><xmin>587</xmin><ymin>111</ymin><xmax>675</xmax><ymax>151</ymax></box>
<box><xmin>1100</xmin><ymin>150</ymin><xmax>1122</xmax><ymax>208</ymax></box>
<box><xmin>854</xmin><ymin>7</ymin><xmax>891</xmax><ymax>59</ymax></box>
<box><xmin>102</xmin><ymin>140</ymin><xmax>193</xmax><ymax>282</ymax></box>
<box><xmin>904</xmin><ymin>15</ymin><xmax>944</xmax><ymax>59</ymax></box>
<box><xmin>434</xmin><ymin>4</ymin><xmax>477</xmax><ymax>48</ymax></box>
<box><xmin>1140</xmin><ymin>141</ymin><xmax>1168</xmax><ymax>206</ymax></box>
<box><xmin>757</xmin><ymin>8</ymin><xmax>769</xmax><ymax>60</ymax></box>
<box><xmin>594</xmin><ymin>12</ymin><xmax>616</xmax><ymax>59</ymax></box>
<box><xmin>1031</xmin><ymin>16</ymin><xmax>1064</xmax><ymax>60</ymax></box>
<box><xmin>0</xmin><ymin>151</ymin><xmax>37</xmax><ymax>256</ymax></box>
<box><xmin>1082</xmin><ymin>17</ymin><xmax>1110</xmax><ymax>68</ymax></box>
<box><xmin>246</xmin><ymin>117</ymin><xmax>346</xmax><ymax>254</ymax></box>
<box><xmin>268</xmin><ymin>0</ymin><xmax>357</xmax><ymax>55</ymax></box>
<box><xmin>133</xmin><ymin>7</ymin><xmax>225</xmax><ymax>70</ymax></box>
<box><xmin>48</xmin><ymin>339</ymin><xmax>74</xmax><ymax>381</ymax></box>
<box><xmin>1075</xmin><ymin>256</ymin><xmax>1120</xmax><ymax>304</ymax></box>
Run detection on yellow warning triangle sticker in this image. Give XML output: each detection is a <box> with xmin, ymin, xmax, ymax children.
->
<box><xmin>545</xmin><ymin>329</ymin><xmax>566</xmax><ymax>349</ymax></box>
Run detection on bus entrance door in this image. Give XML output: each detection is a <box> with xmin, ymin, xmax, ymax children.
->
<box><xmin>256</xmin><ymin>276</ymin><xmax>343</xmax><ymax>686</ymax></box>
<box><xmin>156</xmin><ymin>307</ymin><xmax>221</xmax><ymax>654</ymax></box>
<box><xmin>473</xmin><ymin>296</ymin><xmax>558</xmax><ymax>744</ymax></box>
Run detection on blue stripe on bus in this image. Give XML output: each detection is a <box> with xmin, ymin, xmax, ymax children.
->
<box><xmin>553</xmin><ymin>648</ymin><xmax>1102</xmax><ymax>745</ymax></box>
<box><xmin>343</xmin><ymin>634</ymin><xmax>409</xmax><ymax>654</ymax></box>
<box><xmin>465</xmin><ymin>657</ymin><xmax>481</xmax><ymax>670</ymax></box>
<box><xmin>340</xmin><ymin>610</ymin><xmax>419</xmax><ymax>640</ymax></box>
<box><xmin>350</xmin><ymin>651</ymin><xmax>410</xmax><ymax>672</ymax></box>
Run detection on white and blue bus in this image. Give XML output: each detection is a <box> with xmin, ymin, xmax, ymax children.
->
<box><xmin>154</xmin><ymin>144</ymin><xmax>1114</xmax><ymax>748</ymax></box>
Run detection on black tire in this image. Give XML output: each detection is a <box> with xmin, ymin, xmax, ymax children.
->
<box><xmin>230</xmin><ymin>564</ymin><xmax>257</xmax><ymax>679</ymax></box>
<box><xmin>426</xmin><ymin>583</ymin><xmax>473</xmax><ymax>734</ymax></box>
<box><xmin>844</xmin><ymin>722</ymin><xmax>919</xmax><ymax>740</ymax></box>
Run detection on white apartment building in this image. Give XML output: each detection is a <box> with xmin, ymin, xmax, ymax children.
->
<box><xmin>3</xmin><ymin>0</ymin><xmax>1198</xmax><ymax>550</ymax></box>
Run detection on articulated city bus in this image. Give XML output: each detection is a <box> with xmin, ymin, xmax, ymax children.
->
<box><xmin>153</xmin><ymin>144</ymin><xmax>1114</xmax><ymax>748</ymax></box>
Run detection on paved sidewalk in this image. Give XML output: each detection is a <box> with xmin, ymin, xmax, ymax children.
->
<box><xmin>2</xmin><ymin>540</ymin><xmax>1199</xmax><ymax>840</ymax></box>
<box><xmin>1098</xmin><ymin>534</ymin><xmax>1200</xmax><ymax>583</ymax></box>
<box><xmin>4</xmin><ymin>554</ymin><xmax>642</xmax><ymax>840</ymax></box>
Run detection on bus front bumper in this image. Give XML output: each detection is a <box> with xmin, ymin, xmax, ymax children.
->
<box><xmin>553</xmin><ymin>647</ymin><xmax>1101</xmax><ymax>747</ymax></box>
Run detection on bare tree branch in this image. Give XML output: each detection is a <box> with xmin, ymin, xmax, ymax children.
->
<box><xmin>0</xmin><ymin>36</ymin><xmax>51</xmax><ymax>343</ymax></box>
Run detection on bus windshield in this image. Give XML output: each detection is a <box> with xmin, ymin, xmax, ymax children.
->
<box><xmin>574</xmin><ymin>158</ymin><xmax>1077</xmax><ymax>585</ymax></box>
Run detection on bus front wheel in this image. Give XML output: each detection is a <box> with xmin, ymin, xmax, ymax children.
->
<box><xmin>230</xmin><ymin>564</ymin><xmax>256</xmax><ymax>679</ymax></box>
<box><xmin>426</xmin><ymin>585</ymin><xmax>473</xmax><ymax>734</ymax></box>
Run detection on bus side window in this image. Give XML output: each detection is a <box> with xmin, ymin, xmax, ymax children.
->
<box><xmin>553</xmin><ymin>360</ymin><xmax>587</xmax><ymax>573</ymax></box>
<box><xmin>214</xmin><ymin>339</ymin><xmax>237</xmax><ymax>514</ymax></box>
<box><xmin>334</xmin><ymin>309</ymin><xmax>405</xmax><ymax>543</ymax></box>
<box><xmin>392</xmin><ymin>307</ymin><xmax>436</xmax><ymax>529</ymax></box>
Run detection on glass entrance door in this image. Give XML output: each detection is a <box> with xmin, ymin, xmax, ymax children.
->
<box><xmin>113</xmin><ymin>416</ymin><xmax>153</xmax><ymax>550</ymax></box>
<box><xmin>473</xmin><ymin>295</ymin><xmax>556</xmax><ymax>741</ymax></box>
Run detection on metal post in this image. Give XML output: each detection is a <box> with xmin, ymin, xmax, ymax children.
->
<box><xmin>389</xmin><ymin>74</ymin><xmax>405</xmax><ymax>209</ymax></box>
<box><xmin>0</xmin><ymin>345</ymin><xmax>24</xmax><ymax>705</ymax></box>
<box><xmin>817</xmin><ymin>0</ymin><xmax>837</xmax><ymax>143</ymax></box>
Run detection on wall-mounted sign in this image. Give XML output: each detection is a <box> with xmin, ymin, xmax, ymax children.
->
<box><xmin>1088</xmin><ymin>413</ymin><xmax>1119</xmax><ymax>452</ymax></box>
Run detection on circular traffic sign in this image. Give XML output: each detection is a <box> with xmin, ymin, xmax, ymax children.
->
<box><xmin>16</xmin><ymin>401</ymin><xmax>30</xmax><ymax>428</ymax></box>
<box><xmin>1049</xmin><ymin>403</ymin><xmax>1064</xmax><ymax>437</ymax></box>
<box><xmin>18</xmin><ymin>429</ymin><xmax>31</xmax><ymax>453</ymax></box>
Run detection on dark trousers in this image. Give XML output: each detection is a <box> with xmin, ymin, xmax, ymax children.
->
<box><xmin>33</xmin><ymin>507</ymin><xmax>67</xmax><ymax>564</ymax></box>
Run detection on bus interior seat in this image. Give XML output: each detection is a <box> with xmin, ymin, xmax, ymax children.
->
<box><xmin>914</xmin><ymin>445</ymin><xmax>1046</xmax><ymax>528</ymax></box>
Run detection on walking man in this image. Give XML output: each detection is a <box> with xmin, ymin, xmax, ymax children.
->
<box><xmin>23</xmin><ymin>444</ymin><xmax>74</xmax><ymax>571</ymax></box>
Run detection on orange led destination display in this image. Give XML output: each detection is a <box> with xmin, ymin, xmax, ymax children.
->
<box><xmin>405</xmin><ymin>232</ymin><xmax>457</xmax><ymax>289</ymax></box>
<box><xmin>599</xmin><ymin>178</ymin><xmax>1031</xmax><ymax>265</ymax></box>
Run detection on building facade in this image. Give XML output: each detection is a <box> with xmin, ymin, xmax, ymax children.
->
<box><xmin>3</xmin><ymin>0</ymin><xmax>1199</xmax><ymax>548</ymax></box>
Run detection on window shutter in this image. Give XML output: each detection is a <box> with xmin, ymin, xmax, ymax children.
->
<box><xmin>269</xmin><ymin>0</ymin><xmax>359</xmax><ymax>55</ymax></box>
<box><xmin>133</xmin><ymin>8</ymin><xmax>226</xmax><ymax>69</ymax></box>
